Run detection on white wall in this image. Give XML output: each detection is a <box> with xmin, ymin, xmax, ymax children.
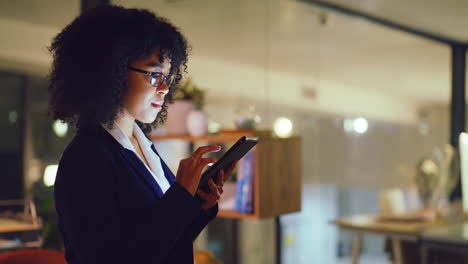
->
<box><xmin>0</xmin><ymin>17</ymin><xmax>419</xmax><ymax>124</ymax></box>
<box><xmin>188</xmin><ymin>55</ymin><xmax>419</xmax><ymax>125</ymax></box>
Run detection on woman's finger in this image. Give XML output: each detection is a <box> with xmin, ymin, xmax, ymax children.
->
<box><xmin>208</xmin><ymin>178</ymin><xmax>221</xmax><ymax>197</ymax></box>
<box><xmin>196</xmin><ymin>189</ymin><xmax>204</xmax><ymax>196</ymax></box>
<box><xmin>191</xmin><ymin>145</ymin><xmax>221</xmax><ymax>160</ymax></box>
<box><xmin>197</xmin><ymin>189</ymin><xmax>210</xmax><ymax>200</ymax></box>
<box><xmin>198</xmin><ymin>158</ymin><xmax>218</xmax><ymax>168</ymax></box>
<box><xmin>216</xmin><ymin>169</ymin><xmax>224</xmax><ymax>186</ymax></box>
<box><xmin>197</xmin><ymin>187</ymin><xmax>220</xmax><ymax>201</ymax></box>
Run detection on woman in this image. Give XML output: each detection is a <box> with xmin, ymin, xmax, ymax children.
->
<box><xmin>48</xmin><ymin>5</ymin><xmax>237</xmax><ymax>264</ymax></box>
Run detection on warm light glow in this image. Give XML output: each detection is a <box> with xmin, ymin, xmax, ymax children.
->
<box><xmin>53</xmin><ymin>120</ymin><xmax>68</xmax><ymax>137</ymax></box>
<box><xmin>460</xmin><ymin>132</ymin><xmax>468</xmax><ymax>211</ymax></box>
<box><xmin>208</xmin><ymin>121</ymin><xmax>221</xmax><ymax>134</ymax></box>
<box><xmin>343</xmin><ymin>119</ymin><xmax>354</xmax><ymax>133</ymax></box>
<box><xmin>43</xmin><ymin>165</ymin><xmax>58</xmax><ymax>187</ymax></box>
<box><xmin>353</xmin><ymin>117</ymin><xmax>368</xmax><ymax>134</ymax></box>
<box><xmin>344</xmin><ymin>117</ymin><xmax>369</xmax><ymax>134</ymax></box>
<box><xmin>274</xmin><ymin>117</ymin><xmax>293</xmax><ymax>138</ymax></box>
<box><xmin>461</xmin><ymin>132</ymin><xmax>468</xmax><ymax>145</ymax></box>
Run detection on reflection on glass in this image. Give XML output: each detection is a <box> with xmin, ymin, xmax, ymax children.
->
<box><xmin>52</xmin><ymin>120</ymin><xmax>69</xmax><ymax>137</ymax></box>
<box><xmin>43</xmin><ymin>164</ymin><xmax>58</xmax><ymax>187</ymax></box>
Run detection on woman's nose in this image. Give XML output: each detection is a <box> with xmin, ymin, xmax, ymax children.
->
<box><xmin>157</xmin><ymin>82</ymin><xmax>169</xmax><ymax>95</ymax></box>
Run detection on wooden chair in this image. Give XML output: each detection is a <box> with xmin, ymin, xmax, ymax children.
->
<box><xmin>0</xmin><ymin>249</ymin><xmax>66</xmax><ymax>264</ymax></box>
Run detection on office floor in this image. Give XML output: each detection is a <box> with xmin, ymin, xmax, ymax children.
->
<box><xmin>337</xmin><ymin>254</ymin><xmax>390</xmax><ymax>264</ymax></box>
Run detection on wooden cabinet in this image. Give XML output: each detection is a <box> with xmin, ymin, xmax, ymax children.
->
<box><xmin>150</xmin><ymin>130</ymin><xmax>302</xmax><ymax>219</ymax></box>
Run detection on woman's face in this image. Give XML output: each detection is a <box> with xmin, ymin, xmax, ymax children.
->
<box><xmin>125</xmin><ymin>50</ymin><xmax>171</xmax><ymax>124</ymax></box>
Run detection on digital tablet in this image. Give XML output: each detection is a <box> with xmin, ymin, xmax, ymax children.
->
<box><xmin>199</xmin><ymin>136</ymin><xmax>259</xmax><ymax>187</ymax></box>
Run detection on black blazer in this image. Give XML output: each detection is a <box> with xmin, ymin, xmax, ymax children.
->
<box><xmin>54</xmin><ymin>124</ymin><xmax>217</xmax><ymax>264</ymax></box>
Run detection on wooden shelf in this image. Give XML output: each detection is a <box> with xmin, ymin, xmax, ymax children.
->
<box><xmin>0</xmin><ymin>218</ymin><xmax>42</xmax><ymax>233</ymax></box>
<box><xmin>217</xmin><ymin>210</ymin><xmax>259</xmax><ymax>220</ymax></box>
<box><xmin>150</xmin><ymin>130</ymin><xmax>255</xmax><ymax>142</ymax></box>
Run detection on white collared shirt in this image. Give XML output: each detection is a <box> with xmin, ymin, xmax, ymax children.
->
<box><xmin>102</xmin><ymin>121</ymin><xmax>170</xmax><ymax>193</ymax></box>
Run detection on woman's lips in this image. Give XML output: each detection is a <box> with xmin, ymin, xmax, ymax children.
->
<box><xmin>151</xmin><ymin>103</ymin><xmax>162</xmax><ymax>109</ymax></box>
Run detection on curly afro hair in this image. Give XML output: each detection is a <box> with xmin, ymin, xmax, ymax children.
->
<box><xmin>48</xmin><ymin>5</ymin><xmax>189</xmax><ymax>136</ymax></box>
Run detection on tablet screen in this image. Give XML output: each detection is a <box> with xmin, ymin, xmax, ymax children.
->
<box><xmin>199</xmin><ymin>136</ymin><xmax>258</xmax><ymax>187</ymax></box>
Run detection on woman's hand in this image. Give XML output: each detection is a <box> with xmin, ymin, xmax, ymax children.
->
<box><xmin>196</xmin><ymin>160</ymin><xmax>239</xmax><ymax>211</ymax></box>
<box><xmin>175</xmin><ymin>145</ymin><xmax>221</xmax><ymax>196</ymax></box>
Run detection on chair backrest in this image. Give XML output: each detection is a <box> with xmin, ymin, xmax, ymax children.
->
<box><xmin>0</xmin><ymin>249</ymin><xmax>66</xmax><ymax>264</ymax></box>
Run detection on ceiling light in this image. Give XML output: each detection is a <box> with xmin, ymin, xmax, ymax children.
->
<box><xmin>274</xmin><ymin>117</ymin><xmax>293</xmax><ymax>138</ymax></box>
<box><xmin>353</xmin><ymin>117</ymin><xmax>368</xmax><ymax>134</ymax></box>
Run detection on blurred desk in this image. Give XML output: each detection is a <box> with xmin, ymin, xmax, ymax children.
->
<box><xmin>421</xmin><ymin>223</ymin><xmax>468</xmax><ymax>264</ymax></box>
<box><xmin>0</xmin><ymin>200</ymin><xmax>43</xmax><ymax>250</ymax></box>
<box><xmin>0</xmin><ymin>218</ymin><xmax>42</xmax><ymax>250</ymax></box>
<box><xmin>333</xmin><ymin>214</ymin><xmax>445</xmax><ymax>264</ymax></box>
<box><xmin>0</xmin><ymin>218</ymin><xmax>41</xmax><ymax>233</ymax></box>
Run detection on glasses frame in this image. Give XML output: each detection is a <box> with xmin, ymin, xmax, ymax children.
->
<box><xmin>128</xmin><ymin>66</ymin><xmax>174</xmax><ymax>88</ymax></box>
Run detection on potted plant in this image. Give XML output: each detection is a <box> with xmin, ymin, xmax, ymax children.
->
<box><xmin>166</xmin><ymin>78</ymin><xmax>208</xmax><ymax>136</ymax></box>
<box><xmin>172</xmin><ymin>78</ymin><xmax>205</xmax><ymax>109</ymax></box>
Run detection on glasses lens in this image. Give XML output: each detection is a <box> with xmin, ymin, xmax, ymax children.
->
<box><xmin>150</xmin><ymin>74</ymin><xmax>164</xmax><ymax>87</ymax></box>
<box><xmin>150</xmin><ymin>74</ymin><xmax>174</xmax><ymax>88</ymax></box>
<box><xmin>150</xmin><ymin>76</ymin><xmax>157</xmax><ymax>86</ymax></box>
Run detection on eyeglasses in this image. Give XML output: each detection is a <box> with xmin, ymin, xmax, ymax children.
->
<box><xmin>128</xmin><ymin>66</ymin><xmax>175</xmax><ymax>88</ymax></box>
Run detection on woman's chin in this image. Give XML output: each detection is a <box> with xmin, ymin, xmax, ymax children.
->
<box><xmin>138</xmin><ymin>114</ymin><xmax>158</xmax><ymax>124</ymax></box>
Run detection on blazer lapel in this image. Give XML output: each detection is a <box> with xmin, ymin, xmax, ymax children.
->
<box><xmin>118</xmin><ymin>146</ymin><xmax>165</xmax><ymax>199</ymax></box>
<box><xmin>150</xmin><ymin>144</ymin><xmax>176</xmax><ymax>185</ymax></box>
<box><xmin>94</xmin><ymin>124</ymin><xmax>173</xmax><ymax>199</ymax></box>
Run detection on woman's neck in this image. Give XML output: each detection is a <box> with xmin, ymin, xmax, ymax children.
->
<box><xmin>115</xmin><ymin>110</ymin><xmax>135</xmax><ymax>139</ymax></box>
